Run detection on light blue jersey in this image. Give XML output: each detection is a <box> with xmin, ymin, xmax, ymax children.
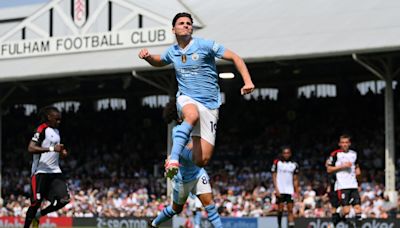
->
<box><xmin>173</xmin><ymin>150</ymin><xmax>207</xmax><ymax>184</ymax></box>
<box><xmin>161</xmin><ymin>37</ymin><xmax>226</xmax><ymax>110</ymax></box>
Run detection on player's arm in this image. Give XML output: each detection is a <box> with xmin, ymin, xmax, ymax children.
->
<box><xmin>355</xmin><ymin>164</ymin><xmax>361</xmax><ymax>176</ymax></box>
<box><xmin>293</xmin><ymin>174</ymin><xmax>300</xmax><ymax>195</ymax></box>
<box><xmin>272</xmin><ymin>172</ymin><xmax>280</xmax><ymax>196</ymax></box>
<box><xmin>138</xmin><ymin>48</ymin><xmax>168</xmax><ymax>67</ymax></box>
<box><xmin>271</xmin><ymin>161</ymin><xmax>280</xmax><ymax>196</ymax></box>
<box><xmin>221</xmin><ymin>49</ymin><xmax>255</xmax><ymax>95</ymax></box>
<box><xmin>28</xmin><ymin>141</ymin><xmax>64</xmax><ymax>154</ymax></box>
<box><xmin>326</xmin><ymin>163</ymin><xmax>352</xmax><ymax>173</ymax></box>
<box><xmin>326</xmin><ymin>155</ymin><xmax>352</xmax><ymax>173</ymax></box>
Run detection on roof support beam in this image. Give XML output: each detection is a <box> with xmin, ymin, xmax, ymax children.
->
<box><xmin>352</xmin><ymin>53</ymin><xmax>398</xmax><ymax>204</ymax></box>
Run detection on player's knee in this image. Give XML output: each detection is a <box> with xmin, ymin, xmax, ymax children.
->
<box><xmin>184</xmin><ymin>112</ymin><xmax>199</xmax><ymax>125</ymax></box>
<box><xmin>175</xmin><ymin>207</ymin><xmax>183</xmax><ymax>214</ymax></box>
<box><xmin>59</xmin><ymin>197</ymin><xmax>70</xmax><ymax>206</ymax></box>
<box><xmin>342</xmin><ymin>206</ymin><xmax>350</xmax><ymax>215</ymax></box>
<box><xmin>54</xmin><ymin>196</ymin><xmax>70</xmax><ymax>208</ymax></box>
<box><xmin>195</xmin><ymin>158</ymin><xmax>210</xmax><ymax>167</ymax></box>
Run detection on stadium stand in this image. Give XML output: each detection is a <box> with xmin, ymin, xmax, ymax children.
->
<box><xmin>1</xmin><ymin>90</ymin><xmax>399</xmax><ymax>219</ymax></box>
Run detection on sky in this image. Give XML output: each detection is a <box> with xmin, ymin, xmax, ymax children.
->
<box><xmin>0</xmin><ymin>0</ymin><xmax>48</xmax><ymax>8</ymax></box>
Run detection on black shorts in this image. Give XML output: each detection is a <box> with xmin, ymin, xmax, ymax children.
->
<box><xmin>329</xmin><ymin>190</ymin><xmax>340</xmax><ymax>208</ymax></box>
<box><xmin>277</xmin><ymin>194</ymin><xmax>293</xmax><ymax>204</ymax></box>
<box><xmin>337</xmin><ymin>188</ymin><xmax>360</xmax><ymax>206</ymax></box>
<box><xmin>30</xmin><ymin>173</ymin><xmax>69</xmax><ymax>205</ymax></box>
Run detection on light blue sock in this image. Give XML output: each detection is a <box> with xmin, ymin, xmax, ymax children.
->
<box><xmin>205</xmin><ymin>204</ymin><xmax>222</xmax><ymax>228</ymax></box>
<box><xmin>194</xmin><ymin>211</ymin><xmax>202</xmax><ymax>226</ymax></box>
<box><xmin>170</xmin><ymin>121</ymin><xmax>192</xmax><ymax>161</ymax></box>
<box><xmin>180</xmin><ymin>147</ymin><xmax>193</xmax><ymax>162</ymax></box>
<box><xmin>153</xmin><ymin>206</ymin><xmax>177</xmax><ymax>226</ymax></box>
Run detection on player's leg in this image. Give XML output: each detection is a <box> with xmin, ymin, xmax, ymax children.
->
<box><xmin>330</xmin><ymin>191</ymin><xmax>340</xmax><ymax>227</ymax></box>
<box><xmin>351</xmin><ymin>190</ymin><xmax>362</xmax><ymax>227</ymax></box>
<box><xmin>150</xmin><ymin>202</ymin><xmax>184</xmax><ymax>227</ymax></box>
<box><xmin>195</xmin><ymin>173</ymin><xmax>222</xmax><ymax>228</ymax></box>
<box><xmin>193</xmin><ymin>196</ymin><xmax>202</xmax><ymax>228</ymax></box>
<box><xmin>166</xmin><ymin>96</ymin><xmax>198</xmax><ymax>178</ymax></box>
<box><xmin>338</xmin><ymin>189</ymin><xmax>352</xmax><ymax>226</ymax></box>
<box><xmin>24</xmin><ymin>174</ymin><xmax>44</xmax><ymax>228</ymax></box>
<box><xmin>194</xmin><ymin>208</ymin><xmax>202</xmax><ymax>228</ymax></box>
<box><xmin>275</xmin><ymin>194</ymin><xmax>285</xmax><ymax>228</ymax></box>
<box><xmin>39</xmin><ymin>174</ymin><xmax>70</xmax><ymax>217</ymax></box>
<box><xmin>191</xmin><ymin>103</ymin><xmax>218</xmax><ymax>167</ymax></box>
<box><xmin>151</xmin><ymin>179</ymin><xmax>191</xmax><ymax>227</ymax></box>
<box><xmin>191</xmin><ymin>137</ymin><xmax>214</xmax><ymax>167</ymax></box>
<box><xmin>197</xmin><ymin>193</ymin><xmax>222</xmax><ymax>228</ymax></box>
<box><xmin>287</xmin><ymin>201</ymin><xmax>295</xmax><ymax>228</ymax></box>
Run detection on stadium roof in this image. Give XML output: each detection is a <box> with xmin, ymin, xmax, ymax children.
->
<box><xmin>0</xmin><ymin>0</ymin><xmax>400</xmax><ymax>82</ymax></box>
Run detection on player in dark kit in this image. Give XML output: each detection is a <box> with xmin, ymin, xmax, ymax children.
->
<box><xmin>24</xmin><ymin>106</ymin><xmax>70</xmax><ymax>228</ymax></box>
<box><xmin>272</xmin><ymin>147</ymin><xmax>300</xmax><ymax>228</ymax></box>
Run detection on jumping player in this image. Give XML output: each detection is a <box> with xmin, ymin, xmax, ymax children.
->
<box><xmin>139</xmin><ymin>12</ymin><xmax>255</xmax><ymax>178</ymax></box>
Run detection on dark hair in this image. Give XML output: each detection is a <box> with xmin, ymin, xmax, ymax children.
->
<box><xmin>39</xmin><ymin>106</ymin><xmax>59</xmax><ymax>123</ymax></box>
<box><xmin>172</xmin><ymin>12</ymin><xmax>193</xmax><ymax>27</ymax></box>
<box><xmin>281</xmin><ymin>146</ymin><xmax>292</xmax><ymax>153</ymax></box>
<box><xmin>339</xmin><ymin>134</ymin><xmax>351</xmax><ymax>141</ymax></box>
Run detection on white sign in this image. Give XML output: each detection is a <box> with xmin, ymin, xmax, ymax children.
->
<box><xmin>0</xmin><ymin>26</ymin><xmax>173</xmax><ymax>59</ymax></box>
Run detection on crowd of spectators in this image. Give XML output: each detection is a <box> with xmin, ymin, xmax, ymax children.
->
<box><xmin>1</xmin><ymin>90</ymin><xmax>399</xmax><ymax>219</ymax></box>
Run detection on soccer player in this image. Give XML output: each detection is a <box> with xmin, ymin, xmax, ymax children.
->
<box><xmin>327</xmin><ymin>135</ymin><xmax>362</xmax><ymax>227</ymax></box>
<box><xmin>325</xmin><ymin>159</ymin><xmax>341</xmax><ymax>227</ymax></box>
<box><xmin>148</xmin><ymin>145</ymin><xmax>222</xmax><ymax>228</ymax></box>
<box><xmin>139</xmin><ymin>12</ymin><xmax>255</xmax><ymax>178</ymax></box>
<box><xmin>271</xmin><ymin>147</ymin><xmax>300</xmax><ymax>228</ymax></box>
<box><xmin>24</xmin><ymin>106</ymin><xmax>70</xmax><ymax>228</ymax></box>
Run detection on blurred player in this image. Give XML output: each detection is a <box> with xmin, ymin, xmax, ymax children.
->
<box><xmin>327</xmin><ymin>135</ymin><xmax>362</xmax><ymax>227</ymax></box>
<box><xmin>139</xmin><ymin>12</ymin><xmax>255</xmax><ymax>178</ymax></box>
<box><xmin>149</xmin><ymin>101</ymin><xmax>222</xmax><ymax>228</ymax></box>
<box><xmin>187</xmin><ymin>194</ymin><xmax>203</xmax><ymax>228</ymax></box>
<box><xmin>149</xmin><ymin>146</ymin><xmax>222</xmax><ymax>228</ymax></box>
<box><xmin>325</xmin><ymin>159</ymin><xmax>341</xmax><ymax>227</ymax></box>
<box><xmin>24</xmin><ymin>106</ymin><xmax>69</xmax><ymax>228</ymax></box>
<box><xmin>272</xmin><ymin>147</ymin><xmax>300</xmax><ymax>228</ymax></box>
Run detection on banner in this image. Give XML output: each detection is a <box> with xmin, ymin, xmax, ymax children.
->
<box><xmin>73</xmin><ymin>217</ymin><xmax>172</xmax><ymax>228</ymax></box>
<box><xmin>0</xmin><ymin>216</ymin><xmax>72</xmax><ymax>227</ymax></box>
<box><xmin>174</xmin><ymin>217</ymin><xmax>259</xmax><ymax>228</ymax></box>
<box><xmin>0</xmin><ymin>26</ymin><xmax>174</xmax><ymax>59</ymax></box>
<box><xmin>295</xmin><ymin>218</ymin><xmax>398</xmax><ymax>228</ymax></box>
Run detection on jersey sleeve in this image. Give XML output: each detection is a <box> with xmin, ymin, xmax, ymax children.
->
<box><xmin>271</xmin><ymin>159</ymin><xmax>279</xmax><ymax>173</ymax></box>
<box><xmin>203</xmin><ymin>39</ymin><xmax>225</xmax><ymax>58</ymax></box>
<box><xmin>327</xmin><ymin>151</ymin><xmax>338</xmax><ymax>166</ymax></box>
<box><xmin>294</xmin><ymin>162</ymin><xmax>300</xmax><ymax>174</ymax></box>
<box><xmin>160</xmin><ymin>46</ymin><xmax>174</xmax><ymax>64</ymax></box>
<box><xmin>31</xmin><ymin>124</ymin><xmax>47</xmax><ymax>145</ymax></box>
<box><xmin>355</xmin><ymin>154</ymin><xmax>359</xmax><ymax>165</ymax></box>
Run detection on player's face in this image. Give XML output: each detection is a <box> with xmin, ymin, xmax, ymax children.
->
<box><xmin>282</xmin><ymin>149</ymin><xmax>292</xmax><ymax>160</ymax></box>
<box><xmin>173</xmin><ymin>17</ymin><xmax>193</xmax><ymax>37</ymax></box>
<box><xmin>47</xmin><ymin>111</ymin><xmax>61</xmax><ymax>128</ymax></box>
<box><xmin>338</xmin><ymin>138</ymin><xmax>351</xmax><ymax>152</ymax></box>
